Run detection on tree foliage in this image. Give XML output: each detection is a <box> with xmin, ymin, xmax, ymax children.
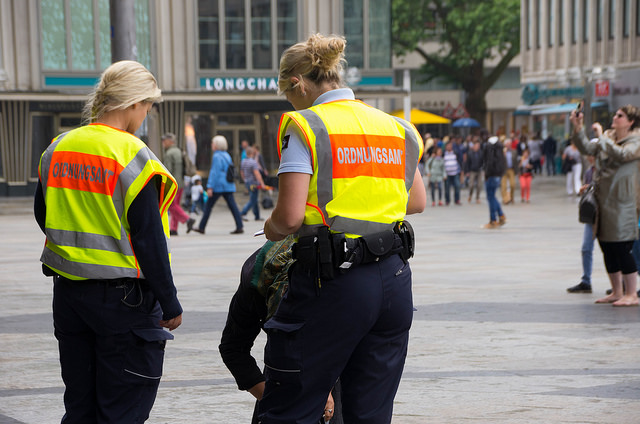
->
<box><xmin>392</xmin><ymin>0</ymin><xmax>521</xmax><ymax>124</ymax></box>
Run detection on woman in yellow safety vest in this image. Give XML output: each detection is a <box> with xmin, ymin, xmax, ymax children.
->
<box><xmin>259</xmin><ymin>34</ymin><xmax>426</xmax><ymax>423</ymax></box>
<box><xmin>34</xmin><ymin>60</ymin><xmax>183</xmax><ymax>423</ymax></box>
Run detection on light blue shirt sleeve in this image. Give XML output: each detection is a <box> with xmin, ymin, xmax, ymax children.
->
<box><xmin>277</xmin><ymin>88</ymin><xmax>356</xmax><ymax>176</ymax></box>
<box><xmin>278</xmin><ymin>124</ymin><xmax>313</xmax><ymax>175</ymax></box>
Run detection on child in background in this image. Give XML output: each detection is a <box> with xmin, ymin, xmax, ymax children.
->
<box><xmin>190</xmin><ymin>175</ymin><xmax>205</xmax><ymax>214</ymax></box>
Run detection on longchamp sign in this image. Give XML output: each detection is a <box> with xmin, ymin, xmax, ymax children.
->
<box><xmin>200</xmin><ymin>77</ymin><xmax>278</xmax><ymax>92</ymax></box>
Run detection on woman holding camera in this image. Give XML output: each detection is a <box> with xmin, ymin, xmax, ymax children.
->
<box><xmin>570</xmin><ymin>105</ymin><xmax>640</xmax><ymax>306</ymax></box>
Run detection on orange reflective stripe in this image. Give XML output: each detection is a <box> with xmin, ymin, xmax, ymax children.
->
<box><xmin>305</xmin><ymin>202</ymin><xmax>328</xmax><ymax>226</ymax></box>
<box><xmin>47</xmin><ymin>151</ymin><xmax>122</xmax><ymax>196</ymax></box>
<box><xmin>330</xmin><ymin>133</ymin><xmax>405</xmax><ymax>179</ymax></box>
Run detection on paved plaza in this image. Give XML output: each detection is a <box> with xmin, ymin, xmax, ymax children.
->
<box><xmin>1</xmin><ymin>175</ymin><xmax>640</xmax><ymax>423</ymax></box>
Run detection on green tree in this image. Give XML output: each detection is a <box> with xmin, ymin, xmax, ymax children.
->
<box><xmin>392</xmin><ymin>0</ymin><xmax>520</xmax><ymax>126</ymax></box>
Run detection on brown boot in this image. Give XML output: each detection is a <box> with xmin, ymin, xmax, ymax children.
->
<box><xmin>499</xmin><ymin>215</ymin><xmax>507</xmax><ymax>225</ymax></box>
<box><xmin>483</xmin><ymin>221</ymin><xmax>500</xmax><ymax>229</ymax></box>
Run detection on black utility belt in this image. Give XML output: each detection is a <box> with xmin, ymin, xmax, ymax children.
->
<box><xmin>292</xmin><ymin>222</ymin><xmax>415</xmax><ymax>280</ymax></box>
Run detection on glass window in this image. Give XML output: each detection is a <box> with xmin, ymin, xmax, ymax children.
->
<box><xmin>597</xmin><ymin>0</ymin><xmax>602</xmax><ymax>40</ymax></box>
<box><xmin>548</xmin><ymin>0</ymin><xmax>554</xmax><ymax>46</ymax></box>
<box><xmin>609</xmin><ymin>0</ymin><xmax>615</xmax><ymax>39</ymax></box>
<box><xmin>70</xmin><ymin>0</ymin><xmax>95</xmax><ymax>70</ymax></box>
<box><xmin>136</xmin><ymin>0</ymin><xmax>151</xmax><ymax>68</ymax></box>
<box><xmin>41</xmin><ymin>0</ymin><xmax>151</xmax><ymax>71</ymax></box>
<box><xmin>536</xmin><ymin>0</ymin><xmax>542</xmax><ymax>47</ymax></box>
<box><xmin>199</xmin><ymin>0</ymin><xmax>220</xmax><ymax>69</ymax></box>
<box><xmin>526</xmin><ymin>0</ymin><xmax>531</xmax><ymax>49</ymax></box>
<box><xmin>369</xmin><ymin>0</ymin><xmax>391</xmax><ymax>68</ymax></box>
<box><xmin>277</xmin><ymin>0</ymin><xmax>297</xmax><ymax>59</ymax></box>
<box><xmin>637</xmin><ymin>0</ymin><xmax>640</xmax><ymax>35</ymax></box>
<box><xmin>98</xmin><ymin>0</ymin><xmax>111</xmax><ymax>68</ymax></box>
<box><xmin>42</xmin><ymin>0</ymin><xmax>67</xmax><ymax>69</ymax></box>
<box><xmin>572</xmin><ymin>0</ymin><xmax>578</xmax><ymax>43</ymax></box>
<box><xmin>624</xmin><ymin>0</ymin><xmax>630</xmax><ymax>37</ymax></box>
<box><xmin>584</xmin><ymin>0</ymin><xmax>589</xmax><ymax>41</ymax></box>
<box><xmin>252</xmin><ymin>0</ymin><xmax>272</xmax><ymax>69</ymax></box>
<box><xmin>344</xmin><ymin>0</ymin><xmax>364</xmax><ymax>68</ymax></box>
<box><xmin>559</xmin><ymin>0</ymin><xmax>564</xmax><ymax>45</ymax></box>
<box><xmin>226</xmin><ymin>1</ymin><xmax>246</xmax><ymax>69</ymax></box>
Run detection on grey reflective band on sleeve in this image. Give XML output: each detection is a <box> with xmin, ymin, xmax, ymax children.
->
<box><xmin>392</xmin><ymin>117</ymin><xmax>420</xmax><ymax>192</ymax></box>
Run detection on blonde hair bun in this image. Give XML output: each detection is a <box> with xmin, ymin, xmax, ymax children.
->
<box><xmin>278</xmin><ymin>34</ymin><xmax>346</xmax><ymax>94</ymax></box>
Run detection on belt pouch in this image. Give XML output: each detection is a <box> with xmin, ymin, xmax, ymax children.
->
<box><xmin>361</xmin><ymin>230</ymin><xmax>397</xmax><ymax>263</ymax></box>
<box><xmin>317</xmin><ymin>226</ymin><xmax>335</xmax><ymax>280</ymax></box>
<box><xmin>293</xmin><ymin>235</ymin><xmax>317</xmax><ymax>267</ymax></box>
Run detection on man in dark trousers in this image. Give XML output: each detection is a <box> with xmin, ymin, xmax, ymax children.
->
<box><xmin>542</xmin><ymin>133</ymin><xmax>558</xmax><ymax>176</ymax></box>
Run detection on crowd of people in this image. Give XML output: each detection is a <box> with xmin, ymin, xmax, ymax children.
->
<box><xmin>421</xmin><ymin>129</ymin><xmax>557</xmax><ymax>224</ymax></box>
<box><xmin>33</xmin><ymin>32</ymin><xmax>640</xmax><ymax>424</ymax></box>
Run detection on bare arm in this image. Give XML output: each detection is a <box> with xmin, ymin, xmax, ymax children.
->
<box><xmin>406</xmin><ymin>167</ymin><xmax>427</xmax><ymax>214</ymax></box>
<box><xmin>264</xmin><ymin>172</ymin><xmax>310</xmax><ymax>241</ymax></box>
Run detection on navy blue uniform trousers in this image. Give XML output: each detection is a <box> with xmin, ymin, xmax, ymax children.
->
<box><xmin>53</xmin><ymin>276</ymin><xmax>172</xmax><ymax>424</ymax></box>
<box><xmin>258</xmin><ymin>254</ymin><xmax>413</xmax><ymax>424</ymax></box>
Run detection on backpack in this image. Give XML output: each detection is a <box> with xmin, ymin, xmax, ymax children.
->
<box><xmin>226</xmin><ymin>162</ymin><xmax>236</xmax><ymax>183</ymax></box>
<box><xmin>182</xmin><ymin>150</ymin><xmax>197</xmax><ymax>177</ymax></box>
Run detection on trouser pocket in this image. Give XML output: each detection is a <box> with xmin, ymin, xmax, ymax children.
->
<box><xmin>122</xmin><ymin>327</ymin><xmax>173</xmax><ymax>385</ymax></box>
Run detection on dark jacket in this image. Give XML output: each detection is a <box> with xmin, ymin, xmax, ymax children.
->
<box><xmin>482</xmin><ymin>141</ymin><xmax>506</xmax><ymax>178</ymax></box>
<box><xmin>542</xmin><ymin>136</ymin><xmax>557</xmax><ymax>156</ymax></box>
<box><xmin>464</xmin><ymin>149</ymin><xmax>483</xmax><ymax>173</ymax></box>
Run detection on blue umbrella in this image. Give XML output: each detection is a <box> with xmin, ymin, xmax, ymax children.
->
<box><xmin>452</xmin><ymin>117</ymin><xmax>481</xmax><ymax>128</ymax></box>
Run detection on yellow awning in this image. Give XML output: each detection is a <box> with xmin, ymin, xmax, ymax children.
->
<box><xmin>390</xmin><ymin>109</ymin><xmax>451</xmax><ymax>124</ymax></box>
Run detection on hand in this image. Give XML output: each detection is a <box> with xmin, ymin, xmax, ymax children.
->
<box><xmin>159</xmin><ymin>314</ymin><xmax>182</xmax><ymax>331</ymax></box>
<box><xmin>323</xmin><ymin>392</ymin><xmax>335</xmax><ymax>422</ymax></box>
<box><xmin>263</xmin><ymin>217</ymin><xmax>285</xmax><ymax>241</ymax></box>
<box><xmin>207</xmin><ymin>188</ymin><xmax>213</xmax><ymax>197</ymax></box>
<box><xmin>592</xmin><ymin>122</ymin><xmax>603</xmax><ymax>138</ymax></box>
<box><xmin>248</xmin><ymin>381</ymin><xmax>265</xmax><ymax>400</ymax></box>
<box><xmin>578</xmin><ymin>184</ymin><xmax>589</xmax><ymax>195</ymax></box>
<box><xmin>570</xmin><ymin>109</ymin><xmax>583</xmax><ymax>132</ymax></box>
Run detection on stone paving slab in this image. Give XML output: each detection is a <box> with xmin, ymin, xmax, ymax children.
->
<box><xmin>1</xmin><ymin>176</ymin><xmax>640</xmax><ymax>423</ymax></box>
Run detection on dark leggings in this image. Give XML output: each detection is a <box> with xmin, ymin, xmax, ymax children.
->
<box><xmin>598</xmin><ymin>240</ymin><xmax>637</xmax><ymax>274</ymax></box>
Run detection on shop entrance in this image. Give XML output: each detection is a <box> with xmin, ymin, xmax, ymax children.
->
<box><xmin>188</xmin><ymin>112</ymin><xmax>259</xmax><ymax>172</ymax></box>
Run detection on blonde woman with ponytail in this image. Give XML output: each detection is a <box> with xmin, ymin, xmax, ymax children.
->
<box><xmin>257</xmin><ymin>34</ymin><xmax>426</xmax><ymax>423</ymax></box>
<box><xmin>35</xmin><ymin>60</ymin><xmax>183</xmax><ymax>422</ymax></box>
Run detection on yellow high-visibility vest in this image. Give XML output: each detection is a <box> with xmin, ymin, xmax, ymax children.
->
<box><xmin>38</xmin><ymin>123</ymin><xmax>177</xmax><ymax>280</ymax></box>
<box><xmin>277</xmin><ymin>99</ymin><xmax>423</xmax><ymax>237</ymax></box>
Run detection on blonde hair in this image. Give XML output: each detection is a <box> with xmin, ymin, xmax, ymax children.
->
<box><xmin>83</xmin><ymin>60</ymin><xmax>162</xmax><ymax>123</ymax></box>
<box><xmin>212</xmin><ymin>135</ymin><xmax>228</xmax><ymax>151</ymax></box>
<box><xmin>277</xmin><ymin>34</ymin><xmax>346</xmax><ymax>95</ymax></box>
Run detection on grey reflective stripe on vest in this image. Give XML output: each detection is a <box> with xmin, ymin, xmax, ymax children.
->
<box><xmin>298</xmin><ymin>109</ymin><xmax>333</xmax><ymax>224</ymax></box>
<box><xmin>296</xmin><ymin>109</ymin><xmax>406</xmax><ymax>236</ymax></box>
<box><xmin>39</xmin><ymin>132</ymin><xmax>69</xmax><ymax>197</ymax></box>
<box><xmin>45</xmin><ymin>228</ymin><xmax>134</xmax><ymax>256</ymax></box>
<box><xmin>40</xmin><ymin>246</ymin><xmax>141</xmax><ymax>279</ymax></box>
<box><xmin>392</xmin><ymin>117</ymin><xmax>420</xmax><ymax>192</ymax></box>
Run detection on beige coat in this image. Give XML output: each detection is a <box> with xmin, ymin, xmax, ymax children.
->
<box><xmin>572</xmin><ymin>128</ymin><xmax>640</xmax><ymax>242</ymax></box>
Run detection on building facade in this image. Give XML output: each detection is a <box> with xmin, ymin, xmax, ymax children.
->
<box><xmin>520</xmin><ymin>0</ymin><xmax>640</xmax><ymax>141</ymax></box>
<box><xmin>0</xmin><ymin>0</ymin><xmax>403</xmax><ymax>197</ymax></box>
